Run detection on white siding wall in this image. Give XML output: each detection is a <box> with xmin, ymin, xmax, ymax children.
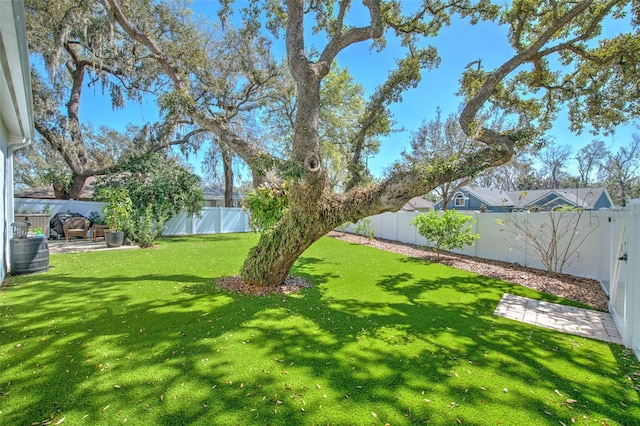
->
<box><xmin>1</xmin><ymin>123</ymin><xmax>9</xmax><ymax>281</ymax></box>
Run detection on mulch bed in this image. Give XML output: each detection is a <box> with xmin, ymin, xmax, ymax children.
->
<box><xmin>217</xmin><ymin>275</ymin><xmax>312</xmax><ymax>296</ymax></box>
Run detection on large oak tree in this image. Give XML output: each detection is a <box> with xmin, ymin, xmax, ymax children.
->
<box><xmin>24</xmin><ymin>0</ymin><xmax>273</xmax><ymax>199</ymax></box>
<box><xmin>103</xmin><ymin>0</ymin><xmax>637</xmax><ymax>288</ymax></box>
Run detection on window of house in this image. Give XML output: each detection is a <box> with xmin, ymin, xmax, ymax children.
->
<box><xmin>454</xmin><ymin>194</ymin><xmax>465</xmax><ymax>207</ymax></box>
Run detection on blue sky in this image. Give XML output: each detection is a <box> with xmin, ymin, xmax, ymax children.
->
<box><xmin>80</xmin><ymin>1</ymin><xmax>637</xmax><ymax>180</ymax></box>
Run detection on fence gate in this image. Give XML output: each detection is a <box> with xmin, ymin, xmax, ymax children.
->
<box><xmin>608</xmin><ymin>200</ymin><xmax>640</xmax><ymax>360</ymax></box>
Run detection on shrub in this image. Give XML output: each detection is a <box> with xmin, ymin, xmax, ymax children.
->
<box><xmin>411</xmin><ymin>210</ymin><xmax>480</xmax><ymax>257</ymax></box>
<box><xmin>353</xmin><ymin>218</ymin><xmax>376</xmax><ymax>240</ymax></box>
<box><xmin>127</xmin><ymin>205</ymin><xmax>166</xmax><ymax>248</ymax></box>
<box><xmin>335</xmin><ymin>222</ymin><xmax>349</xmax><ymax>234</ymax></box>
<box><xmin>242</xmin><ymin>182</ymin><xmax>289</xmax><ymax>232</ymax></box>
<box><xmin>497</xmin><ymin>206</ymin><xmax>599</xmax><ymax>275</ymax></box>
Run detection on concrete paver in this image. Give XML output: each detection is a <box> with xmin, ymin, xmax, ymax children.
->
<box><xmin>494</xmin><ymin>293</ymin><xmax>622</xmax><ymax>345</ymax></box>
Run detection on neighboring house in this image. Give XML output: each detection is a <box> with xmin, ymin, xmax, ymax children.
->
<box><xmin>508</xmin><ymin>187</ymin><xmax>614</xmax><ymax>211</ymax></box>
<box><xmin>434</xmin><ymin>186</ymin><xmax>513</xmax><ymax>212</ymax></box>
<box><xmin>1</xmin><ymin>1</ymin><xmax>34</xmax><ymax>281</ymax></box>
<box><xmin>201</xmin><ymin>183</ymin><xmax>244</xmax><ymax>208</ymax></box>
<box><xmin>15</xmin><ymin>177</ymin><xmax>97</xmax><ymax>201</ymax></box>
<box><xmin>401</xmin><ymin>196</ymin><xmax>434</xmax><ymax>212</ymax></box>
<box><xmin>434</xmin><ymin>186</ymin><xmax>614</xmax><ymax>212</ymax></box>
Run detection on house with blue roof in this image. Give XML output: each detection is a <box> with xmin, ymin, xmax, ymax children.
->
<box><xmin>433</xmin><ymin>186</ymin><xmax>614</xmax><ymax>212</ymax></box>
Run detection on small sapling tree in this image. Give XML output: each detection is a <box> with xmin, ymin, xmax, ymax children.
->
<box><xmin>412</xmin><ymin>210</ymin><xmax>480</xmax><ymax>258</ymax></box>
<box><xmin>496</xmin><ymin>205</ymin><xmax>600</xmax><ymax>275</ymax></box>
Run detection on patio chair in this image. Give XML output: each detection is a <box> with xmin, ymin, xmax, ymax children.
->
<box><xmin>63</xmin><ymin>217</ymin><xmax>90</xmax><ymax>241</ymax></box>
<box><xmin>92</xmin><ymin>225</ymin><xmax>106</xmax><ymax>242</ymax></box>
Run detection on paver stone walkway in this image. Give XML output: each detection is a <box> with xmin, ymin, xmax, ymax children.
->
<box><xmin>494</xmin><ymin>293</ymin><xmax>622</xmax><ymax>344</ymax></box>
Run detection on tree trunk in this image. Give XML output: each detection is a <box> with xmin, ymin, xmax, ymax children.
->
<box><xmin>238</xmin><ymin>133</ymin><xmax>517</xmax><ymax>288</ymax></box>
<box><xmin>239</xmin><ymin>207</ymin><xmax>334</xmax><ymax>286</ymax></box>
<box><xmin>53</xmin><ymin>174</ymin><xmax>88</xmax><ymax>200</ymax></box>
<box><xmin>222</xmin><ymin>147</ymin><xmax>234</xmax><ymax>207</ymax></box>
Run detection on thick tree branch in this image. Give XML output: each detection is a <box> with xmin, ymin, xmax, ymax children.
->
<box><xmin>460</xmin><ymin>0</ymin><xmax>594</xmax><ymax>139</ymax></box>
<box><xmin>537</xmin><ymin>0</ymin><xmax>622</xmax><ymax>61</ymax></box>
<box><xmin>285</xmin><ymin>0</ymin><xmax>309</xmax><ymax>83</ymax></box>
<box><xmin>338</xmin><ymin>138</ymin><xmax>513</xmax><ymax>221</ymax></box>
<box><xmin>319</xmin><ymin>0</ymin><xmax>383</xmax><ymax>69</ymax></box>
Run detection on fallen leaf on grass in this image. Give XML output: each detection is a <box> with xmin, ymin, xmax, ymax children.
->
<box><xmin>566</xmin><ymin>399</ymin><xmax>577</xmax><ymax>404</ymax></box>
<box><xmin>372</xmin><ymin>412</ymin><xmax>377</xmax><ymax>419</ymax></box>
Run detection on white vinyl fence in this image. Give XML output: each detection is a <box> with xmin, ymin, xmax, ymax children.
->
<box><xmin>14</xmin><ymin>198</ymin><xmax>250</xmax><ymax>235</ymax></box>
<box><xmin>356</xmin><ymin>209</ymin><xmax>609</xmax><ymax>281</ymax></box>
<box><xmin>163</xmin><ymin>208</ymin><xmax>250</xmax><ymax>235</ymax></box>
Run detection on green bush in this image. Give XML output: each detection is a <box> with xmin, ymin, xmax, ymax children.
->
<box><xmin>354</xmin><ymin>218</ymin><xmax>376</xmax><ymax>240</ymax></box>
<box><xmin>97</xmin><ymin>187</ymin><xmax>132</xmax><ymax>231</ymax></box>
<box><xmin>127</xmin><ymin>205</ymin><xmax>166</xmax><ymax>248</ymax></box>
<box><xmin>242</xmin><ymin>183</ymin><xmax>289</xmax><ymax>232</ymax></box>
<box><xmin>94</xmin><ymin>153</ymin><xmax>204</xmax><ymax>246</ymax></box>
<box><xmin>411</xmin><ymin>209</ymin><xmax>480</xmax><ymax>257</ymax></box>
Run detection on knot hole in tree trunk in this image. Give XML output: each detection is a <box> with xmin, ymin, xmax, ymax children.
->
<box><xmin>304</xmin><ymin>155</ymin><xmax>321</xmax><ymax>172</ymax></box>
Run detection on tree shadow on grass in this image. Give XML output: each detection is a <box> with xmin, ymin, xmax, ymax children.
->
<box><xmin>0</xmin><ymin>246</ymin><xmax>638</xmax><ymax>425</ymax></box>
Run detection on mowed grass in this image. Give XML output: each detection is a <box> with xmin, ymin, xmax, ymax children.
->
<box><xmin>0</xmin><ymin>234</ymin><xmax>638</xmax><ymax>425</ymax></box>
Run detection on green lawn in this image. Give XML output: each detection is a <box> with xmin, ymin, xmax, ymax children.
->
<box><xmin>0</xmin><ymin>234</ymin><xmax>638</xmax><ymax>425</ymax></box>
